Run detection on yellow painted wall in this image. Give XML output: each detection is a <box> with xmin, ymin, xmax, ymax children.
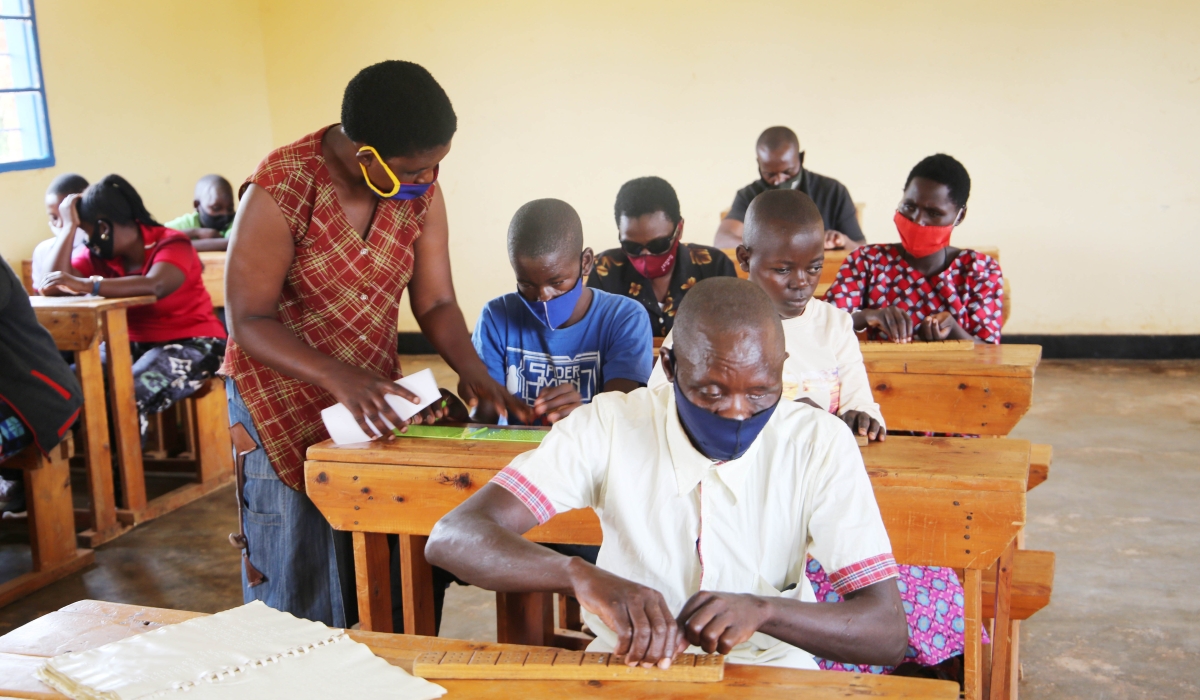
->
<box><xmin>0</xmin><ymin>0</ymin><xmax>274</xmax><ymax>265</ymax></box>
<box><xmin>5</xmin><ymin>1</ymin><xmax>1198</xmax><ymax>335</ymax></box>
<box><xmin>254</xmin><ymin>0</ymin><xmax>1200</xmax><ymax>335</ymax></box>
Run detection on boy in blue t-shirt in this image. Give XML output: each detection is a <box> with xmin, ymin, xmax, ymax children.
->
<box><xmin>473</xmin><ymin>198</ymin><xmax>652</xmax><ymax>426</ymax></box>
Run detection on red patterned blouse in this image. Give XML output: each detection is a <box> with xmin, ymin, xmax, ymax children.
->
<box><xmin>823</xmin><ymin>244</ymin><xmax>1004</xmax><ymax>344</ymax></box>
<box><xmin>220</xmin><ymin>126</ymin><xmax>431</xmax><ymax>489</ymax></box>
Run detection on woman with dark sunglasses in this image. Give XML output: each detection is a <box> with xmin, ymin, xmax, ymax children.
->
<box><xmin>587</xmin><ymin>176</ymin><xmax>737</xmax><ymax>337</ymax></box>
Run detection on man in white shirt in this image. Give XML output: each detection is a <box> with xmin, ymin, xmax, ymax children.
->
<box><xmin>426</xmin><ymin>277</ymin><xmax>907</xmax><ymax>671</ymax></box>
<box><xmin>650</xmin><ymin>188</ymin><xmax>885</xmax><ymax>441</ymax></box>
<box><xmin>30</xmin><ymin>173</ymin><xmax>89</xmax><ymax>293</ymax></box>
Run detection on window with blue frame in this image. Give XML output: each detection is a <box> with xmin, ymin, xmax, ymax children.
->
<box><xmin>0</xmin><ymin>0</ymin><xmax>52</xmax><ymax>173</ymax></box>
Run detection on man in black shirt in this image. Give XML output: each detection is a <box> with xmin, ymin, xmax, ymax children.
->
<box><xmin>714</xmin><ymin>127</ymin><xmax>864</xmax><ymax>251</ymax></box>
<box><xmin>588</xmin><ymin>176</ymin><xmax>737</xmax><ymax>338</ymax></box>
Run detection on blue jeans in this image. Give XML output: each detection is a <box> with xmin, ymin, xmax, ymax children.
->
<box><xmin>226</xmin><ymin>378</ymin><xmax>356</xmax><ymax>627</ymax></box>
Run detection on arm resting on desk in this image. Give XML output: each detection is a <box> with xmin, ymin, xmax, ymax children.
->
<box><xmin>427</xmin><ymin>483</ymin><xmax>686</xmax><ymax>668</ymax></box>
<box><xmin>428</xmin><ymin>482</ymin><xmax>908</xmax><ymax>669</ymax></box>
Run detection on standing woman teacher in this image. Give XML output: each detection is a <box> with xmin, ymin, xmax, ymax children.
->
<box><xmin>222</xmin><ymin>61</ymin><xmax>527</xmax><ymax>627</ymax></box>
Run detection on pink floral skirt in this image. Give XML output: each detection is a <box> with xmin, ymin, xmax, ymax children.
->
<box><xmin>805</xmin><ymin>557</ymin><xmax>987</xmax><ymax>673</ymax></box>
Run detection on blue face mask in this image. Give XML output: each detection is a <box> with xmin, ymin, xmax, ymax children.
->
<box><xmin>672</xmin><ymin>370</ymin><xmax>778</xmax><ymax>462</ymax></box>
<box><xmin>519</xmin><ymin>276</ymin><xmax>584</xmax><ymax>330</ymax></box>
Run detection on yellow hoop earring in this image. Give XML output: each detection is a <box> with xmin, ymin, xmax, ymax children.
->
<box><xmin>356</xmin><ymin>145</ymin><xmax>401</xmax><ymax>198</ymax></box>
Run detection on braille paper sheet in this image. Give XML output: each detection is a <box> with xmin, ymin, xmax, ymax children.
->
<box><xmin>36</xmin><ymin>601</ymin><xmax>445</xmax><ymax>700</ymax></box>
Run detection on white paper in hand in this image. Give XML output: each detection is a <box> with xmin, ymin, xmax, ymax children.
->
<box><xmin>321</xmin><ymin>369</ymin><xmax>442</xmax><ymax>445</ymax></box>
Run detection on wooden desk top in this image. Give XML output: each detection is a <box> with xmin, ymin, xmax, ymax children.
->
<box><xmin>28</xmin><ymin>295</ymin><xmax>156</xmax><ymax>312</ymax></box>
<box><xmin>308</xmin><ymin>434</ymin><xmax>1030</xmax><ymax>490</ymax></box>
<box><xmin>863</xmin><ymin>343</ymin><xmax>1041</xmax><ymax>379</ymax></box>
<box><xmin>30</xmin><ymin>295</ymin><xmax>157</xmax><ymax>352</ymax></box>
<box><xmin>0</xmin><ymin>601</ymin><xmax>957</xmax><ymax>699</ymax></box>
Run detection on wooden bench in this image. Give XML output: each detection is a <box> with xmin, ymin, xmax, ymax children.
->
<box><xmin>1028</xmin><ymin>443</ymin><xmax>1052</xmax><ymax>490</ymax></box>
<box><xmin>114</xmin><ymin>378</ymin><xmax>235</xmax><ymax>528</ymax></box>
<box><xmin>0</xmin><ymin>600</ymin><xmax>959</xmax><ymax>699</ymax></box>
<box><xmin>29</xmin><ymin>297</ymin><xmax>233</xmax><ymax>544</ymax></box>
<box><xmin>305</xmin><ymin>434</ymin><xmax>1046</xmax><ymax>700</ymax></box>
<box><xmin>0</xmin><ymin>438</ymin><xmax>94</xmax><ymax>609</ymax></box>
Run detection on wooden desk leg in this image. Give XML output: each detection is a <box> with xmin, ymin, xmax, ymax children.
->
<box><xmin>102</xmin><ymin>309</ymin><xmax>147</xmax><ymax>514</ymax></box>
<box><xmin>193</xmin><ymin>380</ymin><xmax>233</xmax><ymax>484</ymax></box>
<box><xmin>400</xmin><ymin>535</ymin><xmax>437</xmax><ymax>636</ymax></box>
<box><xmin>496</xmin><ymin>591</ymin><xmax>553</xmax><ymax>646</ymax></box>
<box><xmin>964</xmin><ymin>568</ymin><xmax>983</xmax><ymax>700</ymax></box>
<box><xmin>352</xmin><ymin>531</ymin><xmax>393</xmax><ymax>633</ymax></box>
<box><xmin>989</xmin><ymin>541</ymin><xmax>1016</xmax><ymax>700</ymax></box>
<box><xmin>75</xmin><ymin>337</ymin><xmax>121</xmax><ymax>546</ymax></box>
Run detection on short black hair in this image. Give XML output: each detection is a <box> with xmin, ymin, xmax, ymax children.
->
<box><xmin>673</xmin><ymin>277</ymin><xmax>784</xmax><ymax>367</ymax></box>
<box><xmin>46</xmin><ymin>173</ymin><xmax>88</xmax><ymax>198</ymax></box>
<box><xmin>342</xmin><ymin>60</ymin><xmax>457</xmax><ymax>159</ymax></box>
<box><xmin>613</xmin><ymin>176</ymin><xmax>681</xmax><ymax>227</ymax></box>
<box><xmin>743</xmin><ymin>189</ymin><xmax>824</xmax><ymax>249</ymax></box>
<box><xmin>905</xmin><ymin>154</ymin><xmax>971</xmax><ymax>209</ymax></box>
<box><xmin>78</xmin><ymin>174</ymin><xmax>159</xmax><ymax>227</ymax></box>
<box><xmin>508</xmin><ymin>199</ymin><xmax>583</xmax><ymax>262</ymax></box>
<box><xmin>756</xmin><ymin>126</ymin><xmax>800</xmax><ymax>153</ymax></box>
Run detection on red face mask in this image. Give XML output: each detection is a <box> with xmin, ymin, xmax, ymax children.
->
<box><xmin>627</xmin><ymin>234</ymin><xmax>680</xmax><ymax>279</ymax></box>
<box><xmin>894</xmin><ymin>210</ymin><xmax>955</xmax><ymax>259</ymax></box>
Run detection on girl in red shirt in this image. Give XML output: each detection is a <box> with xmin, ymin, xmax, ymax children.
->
<box><xmin>42</xmin><ymin>175</ymin><xmax>226</xmax><ymax>437</ymax></box>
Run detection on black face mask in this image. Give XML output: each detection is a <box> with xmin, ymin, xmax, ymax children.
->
<box><xmin>87</xmin><ymin>220</ymin><xmax>116</xmax><ymax>260</ymax></box>
<box><xmin>199</xmin><ymin>209</ymin><xmax>235</xmax><ymax>231</ymax></box>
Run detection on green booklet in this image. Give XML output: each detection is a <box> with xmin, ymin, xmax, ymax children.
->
<box><xmin>392</xmin><ymin>424</ymin><xmax>547</xmax><ymax>444</ymax></box>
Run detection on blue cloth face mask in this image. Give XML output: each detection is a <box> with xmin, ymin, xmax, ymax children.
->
<box><xmin>519</xmin><ymin>276</ymin><xmax>584</xmax><ymax>330</ymax></box>
<box><xmin>672</xmin><ymin>367</ymin><xmax>778</xmax><ymax>461</ymax></box>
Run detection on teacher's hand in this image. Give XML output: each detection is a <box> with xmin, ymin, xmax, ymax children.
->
<box><xmin>324</xmin><ymin>364</ymin><xmax>422</xmax><ymax>438</ymax></box>
<box><xmin>457</xmin><ymin>368</ymin><xmax>533</xmax><ymax>425</ymax></box>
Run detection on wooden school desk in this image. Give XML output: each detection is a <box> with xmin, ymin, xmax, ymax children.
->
<box><xmin>864</xmin><ymin>343</ymin><xmax>1041</xmax><ymax>436</ymax></box>
<box><xmin>29</xmin><ymin>296</ymin><xmax>155</xmax><ymax>547</ymax></box>
<box><xmin>306</xmin><ymin>433</ymin><xmax>1044</xmax><ymax>700</ymax></box>
<box><xmin>0</xmin><ymin>600</ymin><xmax>959</xmax><ymax>699</ymax></box>
<box><xmin>29</xmin><ymin>296</ymin><xmax>233</xmax><ymax>547</ymax></box>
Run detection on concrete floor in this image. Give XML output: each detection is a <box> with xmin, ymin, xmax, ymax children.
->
<box><xmin>0</xmin><ymin>358</ymin><xmax>1196</xmax><ymax>698</ymax></box>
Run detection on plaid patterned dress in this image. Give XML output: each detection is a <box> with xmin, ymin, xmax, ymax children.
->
<box><xmin>221</xmin><ymin>126</ymin><xmax>431</xmax><ymax>489</ymax></box>
<box><xmin>823</xmin><ymin>244</ymin><xmax>1004</xmax><ymax>343</ymax></box>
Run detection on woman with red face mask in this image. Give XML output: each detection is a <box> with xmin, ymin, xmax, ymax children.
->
<box><xmin>824</xmin><ymin>154</ymin><xmax>1004</xmax><ymax>344</ymax></box>
<box><xmin>587</xmin><ymin>176</ymin><xmax>738</xmax><ymax>338</ymax></box>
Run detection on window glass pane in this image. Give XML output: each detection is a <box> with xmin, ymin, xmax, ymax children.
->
<box><xmin>0</xmin><ymin>90</ymin><xmax>48</xmax><ymax>163</ymax></box>
<box><xmin>0</xmin><ymin>0</ymin><xmax>31</xmax><ymax>18</ymax></box>
<box><xmin>0</xmin><ymin>18</ymin><xmax>38</xmax><ymax>89</ymax></box>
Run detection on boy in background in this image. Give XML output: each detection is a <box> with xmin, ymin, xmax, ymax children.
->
<box><xmin>473</xmin><ymin>198</ymin><xmax>652</xmax><ymax>425</ymax></box>
<box><xmin>30</xmin><ymin>173</ymin><xmax>89</xmax><ymax>293</ymax></box>
<box><xmin>163</xmin><ymin>174</ymin><xmax>236</xmax><ymax>251</ymax></box>
<box><xmin>651</xmin><ymin>189</ymin><xmax>884</xmax><ymax>440</ymax></box>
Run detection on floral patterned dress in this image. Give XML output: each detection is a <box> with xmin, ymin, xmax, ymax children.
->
<box><xmin>823</xmin><ymin>244</ymin><xmax>1003</xmax><ymax>343</ymax></box>
<box><xmin>812</xmin><ymin>242</ymin><xmax>1000</xmax><ymax>672</ymax></box>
